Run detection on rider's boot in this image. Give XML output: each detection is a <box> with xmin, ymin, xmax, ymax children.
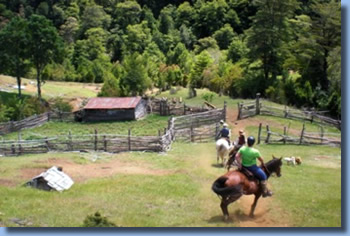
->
<box><xmin>260</xmin><ymin>181</ymin><xmax>273</xmax><ymax>197</ymax></box>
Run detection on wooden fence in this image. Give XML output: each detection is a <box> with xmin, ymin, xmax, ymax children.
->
<box><xmin>257</xmin><ymin>123</ymin><xmax>341</xmax><ymax>147</ymax></box>
<box><xmin>0</xmin><ymin>111</ymin><xmax>75</xmax><ymax>135</ymax></box>
<box><xmin>237</xmin><ymin>93</ymin><xmax>341</xmax><ymax>130</ymax></box>
<box><xmin>0</xmin><ymin>105</ymin><xmax>226</xmax><ymax>156</ymax></box>
<box><xmin>148</xmin><ymin>97</ymin><xmax>211</xmax><ymax>116</ymax></box>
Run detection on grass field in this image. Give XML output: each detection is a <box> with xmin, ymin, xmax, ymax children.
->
<box><xmin>0</xmin><ymin>84</ymin><xmax>342</xmax><ymax>227</ymax></box>
<box><xmin>0</xmin><ymin>75</ymin><xmax>100</xmax><ymax>99</ymax></box>
<box><xmin>0</xmin><ymin>141</ymin><xmax>341</xmax><ymax>227</ymax></box>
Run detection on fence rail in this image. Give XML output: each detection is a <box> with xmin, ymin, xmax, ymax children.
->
<box><xmin>0</xmin><ymin>104</ymin><xmax>227</xmax><ymax>156</ymax></box>
<box><xmin>257</xmin><ymin>123</ymin><xmax>341</xmax><ymax>147</ymax></box>
<box><xmin>237</xmin><ymin>94</ymin><xmax>341</xmax><ymax>130</ymax></box>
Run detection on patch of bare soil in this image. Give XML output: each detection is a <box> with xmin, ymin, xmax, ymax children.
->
<box><xmin>15</xmin><ymin>157</ymin><xmax>173</xmax><ymax>186</ymax></box>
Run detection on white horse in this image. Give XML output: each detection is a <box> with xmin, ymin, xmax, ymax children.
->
<box><xmin>216</xmin><ymin>138</ymin><xmax>233</xmax><ymax>167</ymax></box>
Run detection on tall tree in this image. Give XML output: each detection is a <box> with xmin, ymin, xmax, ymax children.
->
<box><xmin>189</xmin><ymin>50</ymin><xmax>213</xmax><ymax>97</ymax></box>
<box><xmin>27</xmin><ymin>14</ymin><xmax>64</xmax><ymax>98</ymax></box>
<box><xmin>119</xmin><ymin>52</ymin><xmax>151</xmax><ymax>96</ymax></box>
<box><xmin>247</xmin><ymin>0</ymin><xmax>299</xmax><ymax>85</ymax></box>
<box><xmin>0</xmin><ymin>17</ymin><xmax>30</xmax><ymax>98</ymax></box>
<box><xmin>309</xmin><ymin>0</ymin><xmax>341</xmax><ymax>90</ymax></box>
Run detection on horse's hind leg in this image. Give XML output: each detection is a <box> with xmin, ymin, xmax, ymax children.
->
<box><xmin>249</xmin><ymin>194</ymin><xmax>261</xmax><ymax>217</ymax></box>
<box><xmin>220</xmin><ymin>194</ymin><xmax>242</xmax><ymax>221</ymax></box>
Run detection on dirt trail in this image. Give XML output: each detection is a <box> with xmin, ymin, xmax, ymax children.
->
<box><xmin>207</xmin><ymin>108</ymin><xmax>289</xmax><ymax>227</ymax></box>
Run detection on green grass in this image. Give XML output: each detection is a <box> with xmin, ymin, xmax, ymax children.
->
<box><xmin>155</xmin><ymin>87</ymin><xmax>254</xmax><ymax>109</ymax></box>
<box><xmin>0</xmin><ymin>141</ymin><xmax>341</xmax><ymax>227</ymax></box>
<box><xmin>2</xmin><ymin>114</ymin><xmax>169</xmax><ymax>140</ymax></box>
<box><xmin>0</xmin><ymin>74</ymin><xmax>100</xmax><ymax>99</ymax></box>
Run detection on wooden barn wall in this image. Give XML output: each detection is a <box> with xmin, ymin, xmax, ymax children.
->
<box><xmin>83</xmin><ymin>109</ymin><xmax>135</xmax><ymax>122</ymax></box>
<box><xmin>135</xmin><ymin>99</ymin><xmax>147</xmax><ymax>119</ymax></box>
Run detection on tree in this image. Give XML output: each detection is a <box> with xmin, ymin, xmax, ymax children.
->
<box><xmin>80</xmin><ymin>4</ymin><xmax>111</xmax><ymax>35</ymax></box>
<box><xmin>213</xmin><ymin>24</ymin><xmax>235</xmax><ymax>50</ymax></box>
<box><xmin>27</xmin><ymin>14</ymin><xmax>64</xmax><ymax>98</ymax></box>
<box><xmin>189</xmin><ymin>50</ymin><xmax>213</xmax><ymax>97</ymax></box>
<box><xmin>98</xmin><ymin>72</ymin><xmax>121</xmax><ymax>97</ymax></box>
<box><xmin>113</xmin><ymin>1</ymin><xmax>141</xmax><ymax>30</ymax></box>
<box><xmin>0</xmin><ymin>16</ymin><xmax>30</xmax><ymax>98</ymax></box>
<box><xmin>194</xmin><ymin>37</ymin><xmax>219</xmax><ymax>54</ymax></box>
<box><xmin>119</xmin><ymin>53</ymin><xmax>151</xmax><ymax>96</ymax></box>
<box><xmin>309</xmin><ymin>0</ymin><xmax>341</xmax><ymax>91</ymax></box>
<box><xmin>247</xmin><ymin>0</ymin><xmax>299</xmax><ymax>85</ymax></box>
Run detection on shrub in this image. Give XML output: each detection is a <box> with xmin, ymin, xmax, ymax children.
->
<box><xmin>51</xmin><ymin>98</ymin><xmax>73</xmax><ymax>112</ymax></box>
<box><xmin>201</xmin><ymin>92</ymin><xmax>216</xmax><ymax>102</ymax></box>
<box><xmin>82</xmin><ymin>212</ymin><xmax>118</xmax><ymax>227</ymax></box>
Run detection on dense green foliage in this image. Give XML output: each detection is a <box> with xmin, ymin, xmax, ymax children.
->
<box><xmin>0</xmin><ymin>0</ymin><xmax>341</xmax><ymax>117</ymax></box>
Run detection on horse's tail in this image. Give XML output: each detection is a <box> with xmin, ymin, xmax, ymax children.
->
<box><xmin>212</xmin><ymin>177</ymin><xmax>242</xmax><ymax>197</ymax></box>
<box><xmin>217</xmin><ymin>143</ymin><xmax>225</xmax><ymax>153</ymax></box>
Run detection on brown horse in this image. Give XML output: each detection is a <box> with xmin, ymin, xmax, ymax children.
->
<box><xmin>212</xmin><ymin>157</ymin><xmax>283</xmax><ymax>221</ymax></box>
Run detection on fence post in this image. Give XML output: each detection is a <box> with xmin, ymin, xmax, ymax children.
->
<box><xmin>283</xmin><ymin>126</ymin><xmax>287</xmax><ymax>144</ymax></box>
<box><xmin>47</xmin><ymin>112</ymin><xmax>51</xmax><ymax>121</ymax></box>
<box><xmin>320</xmin><ymin>126</ymin><xmax>324</xmax><ymax>144</ymax></box>
<box><xmin>265</xmin><ymin>125</ymin><xmax>271</xmax><ymax>143</ymax></box>
<box><xmin>223</xmin><ymin>101</ymin><xmax>227</xmax><ymax>121</ymax></box>
<box><xmin>258</xmin><ymin>123</ymin><xmax>262</xmax><ymax>144</ymax></box>
<box><xmin>299</xmin><ymin>124</ymin><xmax>305</xmax><ymax>145</ymax></box>
<box><xmin>59</xmin><ymin>111</ymin><xmax>63</xmax><ymax>122</ymax></box>
<box><xmin>190</xmin><ymin>124</ymin><xmax>194</xmax><ymax>142</ymax></box>
<box><xmin>256</xmin><ymin>93</ymin><xmax>260</xmax><ymax>115</ymax></box>
<box><xmin>158</xmin><ymin>129</ymin><xmax>161</xmax><ymax>137</ymax></box>
<box><xmin>103</xmin><ymin>135</ymin><xmax>107</xmax><ymax>152</ymax></box>
<box><xmin>94</xmin><ymin>129</ymin><xmax>98</xmax><ymax>151</ymax></box>
<box><xmin>184</xmin><ymin>103</ymin><xmax>186</xmax><ymax>115</ymax></box>
<box><xmin>18</xmin><ymin>132</ymin><xmax>22</xmax><ymax>155</ymax></box>
<box><xmin>237</xmin><ymin>103</ymin><xmax>241</xmax><ymax>120</ymax></box>
<box><xmin>11</xmin><ymin>144</ymin><xmax>15</xmax><ymax>155</ymax></box>
<box><xmin>68</xmin><ymin>131</ymin><xmax>73</xmax><ymax>151</ymax></box>
<box><xmin>284</xmin><ymin>106</ymin><xmax>288</xmax><ymax>118</ymax></box>
<box><xmin>128</xmin><ymin>129</ymin><xmax>131</xmax><ymax>151</ymax></box>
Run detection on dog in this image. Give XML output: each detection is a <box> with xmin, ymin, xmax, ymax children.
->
<box><xmin>283</xmin><ymin>156</ymin><xmax>302</xmax><ymax>166</ymax></box>
<box><xmin>284</xmin><ymin>156</ymin><xmax>296</xmax><ymax>166</ymax></box>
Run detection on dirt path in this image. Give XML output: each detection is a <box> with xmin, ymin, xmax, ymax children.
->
<box><xmin>208</xmin><ymin>108</ymin><xmax>290</xmax><ymax>227</ymax></box>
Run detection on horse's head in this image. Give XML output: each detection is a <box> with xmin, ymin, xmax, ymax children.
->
<box><xmin>266</xmin><ymin>155</ymin><xmax>283</xmax><ymax>177</ymax></box>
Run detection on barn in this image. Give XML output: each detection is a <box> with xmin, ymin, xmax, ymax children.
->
<box><xmin>79</xmin><ymin>96</ymin><xmax>147</xmax><ymax>122</ymax></box>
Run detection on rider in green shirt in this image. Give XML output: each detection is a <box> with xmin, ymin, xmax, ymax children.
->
<box><xmin>236</xmin><ymin>136</ymin><xmax>273</xmax><ymax>197</ymax></box>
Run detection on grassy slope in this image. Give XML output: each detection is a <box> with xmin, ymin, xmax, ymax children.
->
<box><xmin>0</xmin><ymin>141</ymin><xmax>341</xmax><ymax>227</ymax></box>
<box><xmin>0</xmin><ymin>74</ymin><xmax>100</xmax><ymax>99</ymax></box>
<box><xmin>0</xmin><ymin>86</ymin><xmax>342</xmax><ymax>227</ymax></box>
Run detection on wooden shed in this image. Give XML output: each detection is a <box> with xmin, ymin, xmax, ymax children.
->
<box><xmin>80</xmin><ymin>97</ymin><xmax>147</xmax><ymax>122</ymax></box>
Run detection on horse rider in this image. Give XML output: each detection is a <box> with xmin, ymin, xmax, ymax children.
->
<box><xmin>235</xmin><ymin>136</ymin><xmax>273</xmax><ymax>197</ymax></box>
<box><xmin>234</xmin><ymin>129</ymin><xmax>246</xmax><ymax>150</ymax></box>
<box><xmin>217</xmin><ymin>122</ymin><xmax>231</xmax><ymax>145</ymax></box>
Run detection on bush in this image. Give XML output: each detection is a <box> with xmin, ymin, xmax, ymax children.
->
<box><xmin>50</xmin><ymin>98</ymin><xmax>73</xmax><ymax>112</ymax></box>
<box><xmin>201</xmin><ymin>92</ymin><xmax>216</xmax><ymax>102</ymax></box>
<box><xmin>82</xmin><ymin>212</ymin><xmax>118</xmax><ymax>227</ymax></box>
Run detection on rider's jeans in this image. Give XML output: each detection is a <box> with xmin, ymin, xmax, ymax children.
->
<box><xmin>244</xmin><ymin>165</ymin><xmax>267</xmax><ymax>181</ymax></box>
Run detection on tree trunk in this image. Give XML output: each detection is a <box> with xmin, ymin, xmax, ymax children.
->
<box><xmin>36</xmin><ymin>66</ymin><xmax>41</xmax><ymax>98</ymax></box>
<box><xmin>16</xmin><ymin>76</ymin><xmax>22</xmax><ymax>98</ymax></box>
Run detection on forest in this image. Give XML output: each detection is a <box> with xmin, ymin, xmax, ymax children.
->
<box><xmin>0</xmin><ymin>0</ymin><xmax>341</xmax><ymax>119</ymax></box>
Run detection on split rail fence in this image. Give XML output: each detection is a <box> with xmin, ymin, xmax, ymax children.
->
<box><xmin>0</xmin><ymin>105</ymin><xmax>226</xmax><ymax>156</ymax></box>
<box><xmin>237</xmin><ymin>93</ymin><xmax>341</xmax><ymax>130</ymax></box>
<box><xmin>257</xmin><ymin>123</ymin><xmax>341</xmax><ymax>147</ymax></box>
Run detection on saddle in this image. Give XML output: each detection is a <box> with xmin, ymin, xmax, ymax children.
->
<box><xmin>239</xmin><ymin>167</ymin><xmax>257</xmax><ymax>181</ymax></box>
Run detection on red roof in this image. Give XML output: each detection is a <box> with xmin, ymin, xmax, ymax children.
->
<box><xmin>84</xmin><ymin>97</ymin><xmax>142</xmax><ymax>110</ymax></box>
